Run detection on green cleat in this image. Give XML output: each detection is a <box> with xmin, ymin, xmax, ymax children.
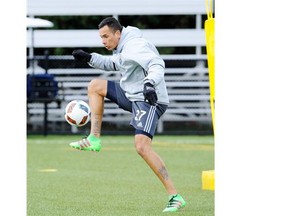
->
<box><xmin>69</xmin><ymin>134</ymin><xmax>102</xmax><ymax>152</ymax></box>
<box><xmin>162</xmin><ymin>194</ymin><xmax>186</xmax><ymax>212</ymax></box>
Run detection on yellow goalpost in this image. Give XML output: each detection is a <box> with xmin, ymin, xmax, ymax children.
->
<box><xmin>202</xmin><ymin>0</ymin><xmax>215</xmax><ymax>191</ymax></box>
<box><xmin>205</xmin><ymin>0</ymin><xmax>215</xmax><ymax>132</ymax></box>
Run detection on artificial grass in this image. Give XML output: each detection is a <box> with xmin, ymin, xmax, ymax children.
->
<box><xmin>27</xmin><ymin>135</ymin><xmax>214</xmax><ymax>216</ymax></box>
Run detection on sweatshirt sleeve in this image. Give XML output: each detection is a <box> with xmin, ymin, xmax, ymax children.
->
<box><xmin>143</xmin><ymin>64</ymin><xmax>165</xmax><ymax>86</ymax></box>
<box><xmin>88</xmin><ymin>53</ymin><xmax>117</xmax><ymax>71</ymax></box>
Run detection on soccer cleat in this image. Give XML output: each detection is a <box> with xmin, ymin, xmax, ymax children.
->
<box><xmin>162</xmin><ymin>194</ymin><xmax>186</xmax><ymax>212</ymax></box>
<box><xmin>69</xmin><ymin>134</ymin><xmax>101</xmax><ymax>152</ymax></box>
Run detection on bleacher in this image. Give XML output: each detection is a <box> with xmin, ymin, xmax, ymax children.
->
<box><xmin>26</xmin><ymin>0</ymin><xmax>212</xmax><ymax>134</ymax></box>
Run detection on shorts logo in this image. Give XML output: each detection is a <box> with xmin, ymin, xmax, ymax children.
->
<box><xmin>137</xmin><ymin>122</ymin><xmax>143</xmax><ymax>127</ymax></box>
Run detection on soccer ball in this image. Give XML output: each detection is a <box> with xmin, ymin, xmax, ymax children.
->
<box><xmin>64</xmin><ymin>100</ymin><xmax>91</xmax><ymax>127</ymax></box>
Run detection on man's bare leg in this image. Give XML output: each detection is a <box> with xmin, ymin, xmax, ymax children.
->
<box><xmin>134</xmin><ymin>134</ymin><xmax>177</xmax><ymax>195</ymax></box>
<box><xmin>87</xmin><ymin>79</ymin><xmax>107</xmax><ymax>137</ymax></box>
<box><xmin>134</xmin><ymin>135</ymin><xmax>186</xmax><ymax>212</ymax></box>
<box><xmin>69</xmin><ymin>79</ymin><xmax>107</xmax><ymax>151</ymax></box>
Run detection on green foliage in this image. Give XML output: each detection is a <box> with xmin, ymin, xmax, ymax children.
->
<box><xmin>119</xmin><ymin>15</ymin><xmax>197</xmax><ymax>29</ymax></box>
<box><xmin>27</xmin><ymin>135</ymin><xmax>214</xmax><ymax>216</ymax></box>
<box><xmin>39</xmin><ymin>16</ymin><xmax>108</xmax><ymax>29</ymax></box>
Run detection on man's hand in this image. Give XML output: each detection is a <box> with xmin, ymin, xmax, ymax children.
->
<box><xmin>143</xmin><ymin>82</ymin><xmax>158</xmax><ymax>105</ymax></box>
<box><xmin>72</xmin><ymin>49</ymin><xmax>92</xmax><ymax>62</ymax></box>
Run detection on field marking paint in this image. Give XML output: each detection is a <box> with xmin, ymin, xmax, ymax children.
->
<box><xmin>38</xmin><ymin>169</ymin><xmax>58</xmax><ymax>172</ymax></box>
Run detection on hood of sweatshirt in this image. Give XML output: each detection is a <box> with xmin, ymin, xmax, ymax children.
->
<box><xmin>113</xmin><ymin>26</ymin><xmax>143</xmax><ymax>54</ymax></box>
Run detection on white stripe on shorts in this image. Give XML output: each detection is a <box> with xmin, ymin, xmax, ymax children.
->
<box><xmin>144</xmin><ymin>106</ymin><xmax>156</xmax><ymax>133</ymax></box>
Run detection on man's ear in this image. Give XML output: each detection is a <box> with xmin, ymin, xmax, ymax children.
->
<box><xmin>115</xmin><ymin>30</ymin><xmax>121</xmax><ymax>39</ymax></box>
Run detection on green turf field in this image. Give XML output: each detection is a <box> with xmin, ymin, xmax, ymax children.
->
<box><xmin>27</xmin><ymin>135</ymin><xmax>214</xmax><ymax>216</ymax></box>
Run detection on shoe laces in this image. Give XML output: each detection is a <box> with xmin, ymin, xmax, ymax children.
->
<box><xmin>78</xmin><ymin>135</ymin><xmax>90</xmax><ymax>148</ymax></box>
<box><xmin>166</xmin><ymin>195</ymin><xmax>182</xmax><ymax>208</ymax></box>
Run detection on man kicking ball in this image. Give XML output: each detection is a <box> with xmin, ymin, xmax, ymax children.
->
<box><xmin>69</xmin><ymin>17</ymin><xmax>186</xmax><ymax>212</ymax></box>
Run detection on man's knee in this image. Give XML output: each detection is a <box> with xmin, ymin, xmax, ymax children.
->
<box><xmin>135</xmin><ymin>142</ymin><xmax>146</xmax><ymax>156</ymax></box>
<box><xmin>134</xmin><ymin>134</ymin><xmax>152</xmax><ymax>157</ymax></box>
<box><xmin>88</xmin><ymin>79</ymin><xmax>107</xmax><ymax>96</ymax></box>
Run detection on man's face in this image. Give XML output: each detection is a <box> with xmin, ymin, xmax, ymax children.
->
<box><xmin>99</xmin><ymin>25</ymin><xmax>121</xmax><ymax>50</ymax></box>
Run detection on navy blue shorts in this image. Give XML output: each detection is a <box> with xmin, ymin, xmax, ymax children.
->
<box><xmin>106</xmin><ymin>81</ymin><xmax>167</xmax><ymax>138</ymax></box>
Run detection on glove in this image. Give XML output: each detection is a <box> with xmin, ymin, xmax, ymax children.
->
<box><xmin>143</xmin><ymin>82</ymin><xmax>158</xmax><ymax>105</ymax></box>
<box><xmin>72</xmin><ymin>49</ymin><xmax>92</xmax><ymax>62</ymax></box>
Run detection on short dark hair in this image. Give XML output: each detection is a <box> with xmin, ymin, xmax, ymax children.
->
<box><xmin>98</xmin><ymin>17</ymin><xmax>123</xmax><ymax>33</ymax></box>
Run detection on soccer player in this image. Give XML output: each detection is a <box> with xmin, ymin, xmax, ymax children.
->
<box><xmin>70</xmin><ymin>17</ymin><xmax>186</xmax><ymax>212</ymax></box>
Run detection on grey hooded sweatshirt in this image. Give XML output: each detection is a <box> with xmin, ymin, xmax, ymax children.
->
<box><xmin>89</xmin><ymin>26</ymin><xmax>169</xmax><ymax>105</ymax></box>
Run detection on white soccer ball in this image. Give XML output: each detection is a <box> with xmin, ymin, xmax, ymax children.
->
<box><xmin>64</xmin><ymin>100</ymin><xmax>91</xmax><ymax>127</ymax></box>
